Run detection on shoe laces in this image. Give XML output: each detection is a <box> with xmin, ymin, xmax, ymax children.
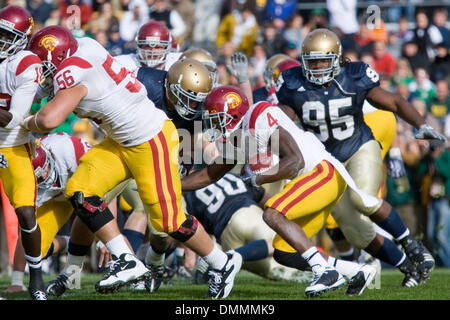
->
<box><xmin>207</xmin><ymin>270</ymin><xmax>223</xmax><ymax>295</ymax></box>
<box><xmin>52</xmin><ymin>273</ymin><xmax>69</xmax><ymax>286</ymax></box>
<box><xmin>33</xmin><ymin>291</ymin><xmax>47</xmax><ymax>300</ymax></box>
<box><xmin>105</xmin><ymin>259</ymin><xmax>121</xmax><ymax>277</ymax></box>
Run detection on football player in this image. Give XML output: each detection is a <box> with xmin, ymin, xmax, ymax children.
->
<box><xmin>179</xmin><ymin>48</ymin><xmax>219</xmax><ymax>85</ymax></box>
<box><xmin>182</xmin><ymin>85</ymin><xmax>381</xmax><ymax>297</ymax></box>
<box><xmin>24</xmin><ymin>26</ymin><xmax>242</xmax><ymax>300</ymax></box>
<box><xmin>0</xmin><ymin>5</ymin><xmax>47</xmax><ymax>300</ymax></box>
<box><xmin>275</xmin><ymin>28</ymin><xmax>444</xmax><ymax>286</ymax></box>
<box><xmin>114</xmin><ymin>21</ymin><xmax>182</xmax><ymax>73</ymax></box>
<box><xmin>4</xmin><ymin>133</ymin><xmax>94</xmax><ymax>295</ymax></box>
<box><xmin>185</xmin><ymin>172</ymin><xmax>312</xmax><ymax>283</ymax></box>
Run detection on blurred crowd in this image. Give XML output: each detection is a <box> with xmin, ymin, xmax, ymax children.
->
<box><xmin>0</xmin><ymin>0</ymin><xmax>449</xmax><ymax>272</ymax></box>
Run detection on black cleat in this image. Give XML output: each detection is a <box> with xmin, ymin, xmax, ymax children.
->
<box><xmin>46</xmin><ymin>274</ymin><xmax>69</xmax><ymax>297</ymax></box>
<box><xmin>305</xmin><ymin>266</ymin><xmax>346</xmax><ymax>298</ymax></box>
<box><xmin>30</xmin><ymin>290</ymin><xmax>48</xmax><ymax>300</ymax></box>
<box><xmin>346</xmin><ymin>264</ymin><xmax>377</xmax><ymax>296</ymax></box>
<box><xmin>144</xmin><ymin>264</ymin><xmax>165</xmax><ymax>293</ymax></box>
<box><xmin>206</xmin><ymin>250</ymin><xmax>242</xmax><ymax>299</ymax></box>
<box><xmin>398</xmin><ymin>258</ymin><xmax>422</xmax><ymax>287</ymax></box>
<box><xmin>399</xmin><ymin>236</ymin><xmax>435</xmax><ymax>281</ymax></box>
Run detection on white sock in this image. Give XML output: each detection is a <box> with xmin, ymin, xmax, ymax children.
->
<box><xmin>145</xmin><ymin>246</ymin><xmax>165</xmax><ymax>266</ymax></box>
<box><xmin>338</xmin><ymin>248</ymin><xmax>354</xmax><ymax>259</ymax></box>
<box><xmin>328</xmin><ymin>256</ymin><xmax>360</xmax><ymax>279</ymax></box>
<box><xmin>301</xmin><ymin>247</ymin><xmax>328</xmax><ymax>270</ymax></box>
<box><xmin>105</xmin><ymin>234</ymin><xmax>133</xmax><ymax>258</ymax></box>
<box><xmin>62</xmin><ymin>236</ymin><xmax>70</xmax><ymax>253</ymax></box>
<box><xmin>203</xmin><ymin>245</ymin><xmax>228</xmax><ymax>270</ymax></box>
<box><xmin>25</xmin><ymin>253</ymin><xmax>42</xmax><ymax>269</ymax></box>
<box><xmin>11</xmin><ymin>270</ymin><xmax>24</xmax><ymax>287</ymax></box>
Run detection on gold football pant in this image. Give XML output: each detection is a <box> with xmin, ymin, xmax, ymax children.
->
<box><xmin>65</xmin><ymin>120</ymin><xmax>187</xmax><ymax>234</ymax></box>
<box><xmin>0</xmin><ymin>143</ymin><xmax>36</xmax><ymax>209</ymax></box>
<box><xmin>265</xmin><ymin>160</ymin><xmax>347</xmax><ymax>253</ymax></box>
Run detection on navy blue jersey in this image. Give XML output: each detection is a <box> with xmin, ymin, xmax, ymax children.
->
<box><xmin>252</xmin><ymin>86</ymin><xmax>269</xmax><ymax>103</ymax></box>
<box><xmin>137</xmin><ymin>67</ymin><xmax>199</xmax><ymax>134</ymax></box>
<box><xmin>276</xmin><ymin>61</ymin><xmax>379</xmax><ymax>162</ymax></box>
<box><xmin>184</xmin><ymin>173</ymin><xmax>258</xmax><ymax>242</ymax></box>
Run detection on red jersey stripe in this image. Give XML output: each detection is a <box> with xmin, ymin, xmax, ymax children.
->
<box><xmin>15</xmin><ymin>54</ymin><xmax>41</xmax><ymax>76</ymax></box>
<box><xmin>70</xmin><ymin>137</ymin><xmax>86</xmax><ymax>165</ymax></box>
<box><xmin>249</xmin><ymin>101</ymin><xmax>273</xmax><ymax>132</ymax></box>
<box><xmin>56</xmin><ymin>56</ymin><xmax>93</xmax><ymax>74</ymax></box>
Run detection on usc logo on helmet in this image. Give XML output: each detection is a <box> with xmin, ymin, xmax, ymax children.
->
<box><xmin>225</xmin><ymin>92</ymin><xmax>241</xmax><ymax>110</ymax></box>
<box><xmin>39</xmin><ymin>34</ymin><xmax>58</xmax><ymax>51</ymax></box>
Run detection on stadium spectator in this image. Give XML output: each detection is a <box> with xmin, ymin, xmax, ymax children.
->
<box><xmin>119</xmin><ymin>0</ymin><xmax>148</xmax><ymax>42</ymax></box>
<box><xmin>248</xmin><ymin>42</ymin><xmax>266</xmax><ymax>88</ymax></box>
<box><xmin>402</xmin><ymin>40</ymin><xmax>430</xmax><ymax>73</ymax></box>
<box><xmin>216</xmin><ymin>0</ymin><xmax>259</xmax><ymax>57</ymax></box>
<box><xmin>261</xmin><ymin>0</ymin><xmax>296</xmax><ymax>24</ymax></box>
<box><xmin>44</xmin><ymin>4</ymin><xmax>61</xmax><ymax>27</ymax></box>
<box><xmin>89</xmin><ymin>1</ymin><xmax>120</xmax><ymax>35</ymax></box>
<box><xmin>260</xmin><ymin>21</ymin><xmax>285</xmax><ymax>59</ymax></box>
<box><xmin>26</xmin><ymin>0</ymin><xmax>52</xmax><ymax>24</ymax></box>
<box><xmin>326</xmin><ymin>0</ymin><xmax>358</xmax><ymax>36</ymax></box>
<box><xmin>429</xmin><ymin>42</ymin><xmax>450</xmax><ymax>83</ymax></box>
<box><xmin>283</xmin><ymin>14</ymin><xmax>306</xmax><ymax>54</ymax></box>
<box><xmin>170</xmin><ymin>0</ymin><xmax>195</xmax><ymax>44</ymax></box>
<box><xmin>372</xmin><ymin>40</ymin><xmax>397</xmax><ymax>77</ymax></box>
<box><xmin>148</xmin><ymin>0</ymin><xmax>187</xmax><ymax>41</ymax></box>
<box><xmin>346</xmin><ymin>23</ymin><xmax>374</xmax><ymax>56</ymax></box>
<box><xmin>408</xmin><ymin>68</ymin><xmax>436</xmax><ymax>104</ymax></box>
<box><xmin>427</xmin><ymin>80</ymin><xmax>450</xmax><ymax>129</ymax></box>
<box><xmin>390</xmin><ymin>58</ymin><xmax>415</xmax><ymax>88</ymax></box>
<box><xmin>431</xmin><ymin>8</ymin><xmax>450</xmax><ymax>49</ymax></box>
<box><xmin>192</xmin><ymin>0</ymin><xmax>222</xmax><ymax>48</ymax></box>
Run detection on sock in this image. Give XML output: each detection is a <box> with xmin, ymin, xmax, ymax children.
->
<box><xmin>328</xmin><ymin>256</ymin><xmax>360</xmax><ymax>278</ymax></box>
<box><xmin>10</xmin><ymin>270</ymin><xmax>25</xmax><ymax>288</ymax></box>
<box><xmin>338</xmin><ymin>248</ymin><xmax>355</xmax><ymax>261</ymax></box>
<box><xmin>62</xmin><ymin>235</ymin><xmax>70</xmax><ymax>253</ymax></box>
<box><xmin>235</xmin><ymin>239</ymin><xmax>269</xmax><ymax>261</ymax></box>
<box><xmin>145</xmin><ymin>245</ymin><xmax>165</xmax><ymax>266</ymax></box>
<box><xmin>373</xmin><ymin>236</ymin><xmax>406</xmax><ymax>267</ymax></box>
<box><xmin>122</xmin><ymin>229</ymin><xmax>145</xmax><ymax>253</ymax></box>
<box><xmin>301</xmin><ymin>247</ymin><xmax>328</xmax><ymax>270</ymax></box>
<box><xmin>203</xmin><ymin>245</ymin><xmax>228</xmax><ymax>270</ymax></box>
<box><xmin>25</xmin><ymin>253</ymin><xmax>42</xmax><ymax>269</ymax></box>
<box><xmin>105</xmin><ymin>234</ymin><xmax>133</xmax><ymax>258</ymax></box>
<box><xmin>376</xmin><ymin>207</ymin><xmax>410</xmax><ymax>241</ymax></box>
<box><xmin>68</xmin><ymin>241</ymin><xmax>91</xmax><ymax>256</ymax></box>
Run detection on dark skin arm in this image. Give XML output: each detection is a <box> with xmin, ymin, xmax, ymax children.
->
<box><xmin>0</xmin><ymin>109</ymin><xmax>12</xmax><ymax>128</ymax></box>
<box><xmin>255</xmin><ymin>127</ymin><xmax>304</xmax><ymax>186</ymax></box>
<box><xmin>181</xmin><ymin>161</ymin><xmax>236</xmax><ymax>192</ymax></box>
<box><xmin>278</xmin><ymin>103</ymin><xmax>298</xmax><ymax>122</ymax></box>
<box><xmin>366</xmin><ymin>86</ymin><xmax>425</xmax><ymax>129</ymax></box>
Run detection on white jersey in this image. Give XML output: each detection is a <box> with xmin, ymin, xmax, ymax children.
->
<box><xmin>36</xmin><ymin>133</ymin><xmax>91</xmax><ymax>207</ymax></box>
<box><xmin>0</xmin><ymin>50</ymin><xmax>42</xmax><ymax>147</ymax></box>
<box><xmin>243</xmin><ymin>101</ymin><xmax>380</xmax><ymax>208</ymax></box>
<box><xmin>53</xmin><ymin>38</ymin><xmax>168</xmax><ymax>146</ymax></box>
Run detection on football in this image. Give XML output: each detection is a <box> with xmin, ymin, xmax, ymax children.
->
<box><xmin>246</xmin><ymin>151</ymin><xmax>280</xmax><ymax>175</ymax></box>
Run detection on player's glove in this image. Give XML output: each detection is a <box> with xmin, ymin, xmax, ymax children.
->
<box><xmin>241</xmin><ymin>163</ymin><xmax>258</xmax><ymax>188</ymax></box>
<box><xmin>226</xmin><ymin>51</ymin><xmax>250</xmax><ymax>83</ymax></box>
<box><xmin>0</xmin><ymin>152</ymin><xmax>7</xmax><ymax>169</ymax></box>
<box><xmin>415</xmin><ymin>124</ymin><xmax>446</xmax><ymax>141</ymax></box>
<box><xmin>387</xmin><ymin>158</ymin><xmax>406</xmax><ymax>179</ymax></box>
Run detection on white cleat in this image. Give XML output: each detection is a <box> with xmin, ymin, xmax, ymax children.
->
<box><xmin>305</xmin><ymin>266</ymin><xmax>346</xmax><ymax>298</ymax></box>
<box><xmin>206</xmin><ymin>250</ymin><xmax>243</xmax><ymax>299</ymax></box>
<box><xmin>95</xmin><ymin>253</ymin><xmax>150</xmax><ymax>293</ymax></box>
<box><xmin>346</xmin><ymin>264</ymin><xmax>377</xmax><ymax>296</ymax></box>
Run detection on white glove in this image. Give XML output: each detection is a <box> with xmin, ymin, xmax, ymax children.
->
<box><xmin>415</xmin><ymin>124</ymin><xmax>446</xmax><ymax>141</ymax></box>
<box><xmin>240</xmin><ymin>163</ymin><xmax>258</xmax><ymax>187</ymax></box>
<box><xmin>0</xmin><ymin>152</ymin><xmax>7</xmax><ymax>169</ymax></box>
<box><xmin>226</xmin><ymin>51</ymin><xmax>249</xmax><ymax>83</ymax></box>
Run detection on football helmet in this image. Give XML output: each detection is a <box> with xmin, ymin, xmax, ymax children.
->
<box><xmin>272</xmin><ymin>58</ymin><xmax>301</xmax><ymax>83</ymax></box>
<box><xmin>0</xmin><ymin>6</ymin><xmax>34</xmax><ymax>59</ymax></box>
<box><xmin>32</xmin><ymin>141</ymin><xmax>59</xmax><ymax>190</ymax></box>
<box><xmin>136</xmin><ymin>21</ymin><xmax>172</xmax><ymax>67</ymax></box>
<box><xmin>263</xmin><ymin>53</ymin><xmax>289</xmax><ymax>91</ymax></box>
<box><xmin>180</xmin><ymin>48</ymin><xmax>218</xmax><ymax>84</ymax></box>
<box><xmin>166</xmin><ymin>58</ymin><xmax>213</xmax><ymax>120</ymax></box>
<box><xmin>202</xmin><ymin>85</ymin><xmax>249</xmax><ymax>142</ymax></box>
<box><xmin>170</xmin><ymin>35</ymin><xmax>179</xmax><ymax>52</ymax></box>
<box><xmin>301</xmin><ymin>28</ymin><xmax>342</xmax><ymax>85</ymax></box>
<box><xmin>28</xmin><ymin>25</ymin><xmax>78</xmax><ymax>85</ymax></box>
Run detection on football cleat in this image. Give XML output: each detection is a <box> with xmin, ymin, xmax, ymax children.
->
<box><xmin>144</xmin><ymin>263</ymin><xmax>165</xmax><ymax>293</ymax></box>
<box><xmin>206</xmin><ymin>250</ymin><xmax>242</xmax><ymax>299</ymax></box>
<box><xmin>305</xmin><ymin>266</ymin><xmax>345</xmax><ymax>298</ymax></box>
<box><xmin>399</xmin><ymin>236</ymin><xmax>435</xmax><ymax>281</ymax></box>
<box><xmin>346</xmin><ymin>264</ymin><xmax>377</xmax><ymax>296</ymax></box>
<box><xmin>95</xmin><ymin>253</ymin><xmax>150</xmax><ymax>293</ymax></box>
<box><xmin>30</xmin><ymin>290</ymin><xmax>48</xmax><ymax>300</ymax></box>
<box><xmin>46</xmin><ymin>264</ymin><xmax>82</xmax><ymax>297</ymax></box>
<box><xmin>398</xmin><ymin>258</ymin><xmax>422</xmax><ymax>287</ymax></box>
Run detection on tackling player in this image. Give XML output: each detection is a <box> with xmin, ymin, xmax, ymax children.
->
<box><xmin>24</xmin><ymin>26</ymin><xmax>242</xmax><ymax>300</ymax></box>
<box><xmin>275</xmin><ymin>28</ymin><xmax>444</xmax><ymax>286</ymax></box>
<box><xmin>0</xmin><ymin>5</ymin><xmax>47</xmax><ymax>300</ymax></box>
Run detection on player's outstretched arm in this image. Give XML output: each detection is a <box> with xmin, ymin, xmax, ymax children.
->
<box><xmin>366</xmin><ymin>86</ymin><xmax>446</xmax><ymax>141</ymax></box>
<box><xmin>278</xmin><ymin>103</ymin><xmax>298</xmax><ymax>121</ymax></box>
<box><xmin>181</xmin><ymin>162</ymin><xmax>236</xmax><ymax>192</ymax></box>
<box><xmin>22</xmin><ymin>85</ymin><xmax>87</xmax><ymax>133</ymax></box>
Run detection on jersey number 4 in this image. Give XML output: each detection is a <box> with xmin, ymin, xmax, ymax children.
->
<box><xmin>302</xmin><ymin>97</ymin><xmax>354</xmax><ymax>142</ymax></box>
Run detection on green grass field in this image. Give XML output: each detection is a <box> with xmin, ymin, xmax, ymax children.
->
<box><xmin>1</xmin><ymin>268</ymin><xmax>449</xmax><ymax>301</ymax></box>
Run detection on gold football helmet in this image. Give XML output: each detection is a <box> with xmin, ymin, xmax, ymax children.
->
<box><xmin>263</xmin><ymin>53</ymin><xmax>289</xmax><ymax>90</ymax></box>
<box><xmin>180</xmin><ymin>48</ymin><xmax>218</xmax><ymax>84</ymax></box>
<box><xmin>301</xmin><ymin>28</ymin><xmax>342</xmax><ymax>85</ymax></box>
<box><xmin>165</xmin><ymin>58</ymin><xmax>213</xmax><ymax>120</ymax></box>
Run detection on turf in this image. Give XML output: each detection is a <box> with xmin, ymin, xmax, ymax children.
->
<box><xmin>1</xmin><ymin>268</ymin><xmax>449</xmax><ymax>301</ymax></box>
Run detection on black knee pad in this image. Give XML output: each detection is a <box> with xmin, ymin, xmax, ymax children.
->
<box><xmin>273</xmin><ymin>249</ymin><xmax>309</xmax><ymax>271</ymax></box>
<box><xmin>326</xmin><ymin>227</ymin><xmax>346</xmax><ymax>241</ymax></box>
<box><xmin>70</xmin><ymin>192</ymin><xmax>114</xmax><ymax>233</ymax></box>
<box><xmin>169</xmin><ymin>214</ymin><xmax>198</xmax><ymax>242</ymax></box>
